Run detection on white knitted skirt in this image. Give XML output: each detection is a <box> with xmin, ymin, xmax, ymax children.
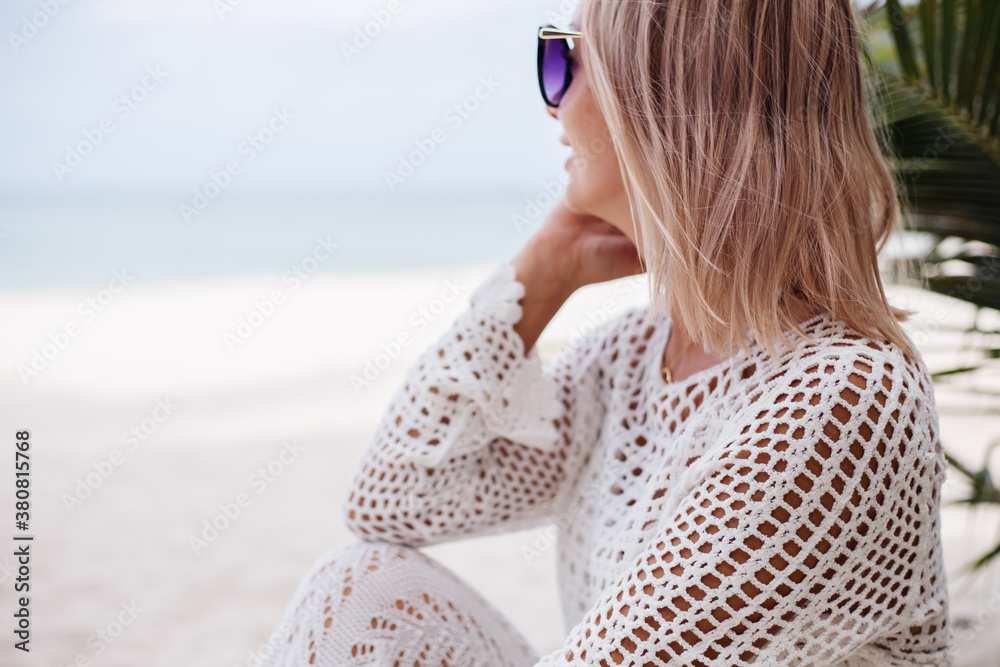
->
<box><xmin>259</xmin><ymin>540</ymin><xmax>542</xmax><ymax>667</ymax></box>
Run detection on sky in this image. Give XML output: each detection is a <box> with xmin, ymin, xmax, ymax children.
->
<box><xmin>0</xmin><ymin>0</ymin><xmax>582</xmax><ymax>198</ymax></box>
<box><xmin>0</xmin><ymin>0</ymin><xmax>903</xmax><ymax>199</ymax></box>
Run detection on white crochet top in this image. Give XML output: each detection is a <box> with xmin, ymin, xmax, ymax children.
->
<box><xmin>342</xmin><ymin>261</ymin><xmax>954</xmax><ymax>666</ymax></box>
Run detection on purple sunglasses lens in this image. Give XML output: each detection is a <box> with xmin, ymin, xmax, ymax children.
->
<box><xmin>541</xmin><ymin>37</ymin><xmax>570</xmax><ymax>104</ymax></box>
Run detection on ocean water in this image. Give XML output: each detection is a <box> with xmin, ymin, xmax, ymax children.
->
<box><xmin>0</xmin><ymin>195</ymin><xmax>542</xmax><ymax>290</ymax></box>
<box><xmin>0</xmin><ymin>195</ymin><xmax>935</xmax><ymax>291</ymax></box>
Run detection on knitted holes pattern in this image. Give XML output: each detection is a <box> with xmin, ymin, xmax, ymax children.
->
<box><xmin>537</xmin><ymin>334</ymin><xmax>952</xmax><ymax>666</ymax></box>
<box><xmin>323</xmin><ymin>262</ymin><xmax>951</xmax><ymax>666</ymax></box>
<box><xmin>259</xmin><ymin>541</ymin><xmax>541</xmax><ymax>666</ymax></box>
<box><xmin>342</xmin><ymin>262</ymin><xmax>611</xmax><ymax>548</ymax></box>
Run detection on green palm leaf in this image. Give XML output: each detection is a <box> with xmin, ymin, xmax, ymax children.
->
<box><xmin>861</xmin><ymin>0</ymin><xmax>1000</xmax><ymax>574</ymax></box>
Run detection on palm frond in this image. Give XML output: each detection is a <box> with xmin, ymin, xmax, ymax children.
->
<box><xmin>868</xmin><ymin>0</ymin><xmax>1000</xmax><ymax>575</ymax></box>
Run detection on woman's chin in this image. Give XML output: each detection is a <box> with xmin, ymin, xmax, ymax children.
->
<box><xmin>563</xmin><ymin>181</ymin><xmax>600</xmax><ymax>219</ymax></box>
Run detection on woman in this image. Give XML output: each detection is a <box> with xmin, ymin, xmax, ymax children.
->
<box><xmin>261</xmin><ymin>0</ymin><xmax>953</xmax><ymax>664</ymax></box>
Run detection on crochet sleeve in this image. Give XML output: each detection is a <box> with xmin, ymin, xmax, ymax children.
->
<box><xmin>533</xmin><ymin>349</ymin><xmax>950</xmax><ymax>666</ymax></box>
<box><xmin>341</xmin><ymin>262</ymin><xmax>612</xmax><ymax>548</ymax></box>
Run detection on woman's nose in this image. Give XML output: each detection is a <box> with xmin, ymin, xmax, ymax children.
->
<box><xmin>546</xmin><ymin>104</ymin><xmax>559</xmax><ymax>120</ymax></box>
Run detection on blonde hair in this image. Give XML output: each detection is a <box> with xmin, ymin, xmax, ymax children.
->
<box><xmin>579</xmin><ymin>0</ymin><xmax>925</xmax><ymax>364</ymax></box>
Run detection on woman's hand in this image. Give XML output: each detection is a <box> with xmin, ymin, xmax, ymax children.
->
<box><xmin>509</xmin><ymin>199</ymin><xmax>645</xmax><ymax>356</ymax></box>
<box><xmin>528</xmin><ymin>198</ymin><xmax>646</xmax><ymax>293</ymax></box>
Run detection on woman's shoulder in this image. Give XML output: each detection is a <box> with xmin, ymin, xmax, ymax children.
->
<box><xmin>718</xmin><ymin>312</ymin><xmax>947</xmax><ymax>482</ymax></box>
<box><xmin>736</xmin><ymin>314</ymin><xmax>942</xmax><ymax>457</ymax></box>
<box><xmin>765</xmin><ymin>313</ymin><xmax>935</xmax><ymax>398</ymax></box>
<box><xmin>575</xmin><ymin>305</ymin><xmax>937</xmax><ymax>411</ymax></box>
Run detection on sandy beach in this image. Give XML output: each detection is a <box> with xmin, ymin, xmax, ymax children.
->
<box><xmin>0</xmin><ymin>262</ymin><xmax>998</xmax><ymax>666</ymax></box>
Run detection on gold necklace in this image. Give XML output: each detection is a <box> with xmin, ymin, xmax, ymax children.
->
<box><xmin>661</xmin><ymin>329</ymin><xmax>696</xmax><ymax>383</ymax></box>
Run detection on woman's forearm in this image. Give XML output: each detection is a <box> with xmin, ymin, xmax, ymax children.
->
<box><xmin>509</xmin><ymin>240</ymin><xmax>577</xmax><ymax>357</ymax></box>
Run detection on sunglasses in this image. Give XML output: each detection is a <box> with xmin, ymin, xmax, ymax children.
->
<box><xmin>537</xmin><ymin>25</ymin><xmax>584</xmax><ymax>108</ymax></box>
